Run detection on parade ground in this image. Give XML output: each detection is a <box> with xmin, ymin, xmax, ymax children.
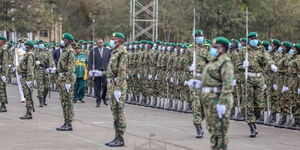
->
<box><xmin>0</xmin><ymin>84</ymin><xmax>299</xmax><ymax>150</ymax></box>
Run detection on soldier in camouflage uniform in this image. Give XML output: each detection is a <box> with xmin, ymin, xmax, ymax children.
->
<box><xmin>56</xmin><ymin>33</ymin><xmax>76</xmax><ymax>131</ymax></box>
<box><xmin>105</xmin><ymin>32</ymin><xmax>128</xmax><ymax>147</ymax></box>
<box><xmin>18</xmin><ymin>41</ymin><xmax>35</xmax><ymax>119</ymax></box>
<box><xmin>35</xmin><ymin>40</ymin><xmax>55</xmax><ymax>107</ymax></box>
<box><xmin>239</xmin><ymin>32</ymin><xmax>277</xmax><ymax>138</ymax></box>
<box><xmin>188</xmin><ymin>30</ymin><xmax>210</xmax><ymax>138</ymax></box>
<box><xmin>0</xmin><ymin>36</ymin><xmax>9</xmax><ymax>112</ymax></box>
<box><xmin>200</xmin><ymin>37</ymin><xmax>234</xmax><ymax>150</ymax></box>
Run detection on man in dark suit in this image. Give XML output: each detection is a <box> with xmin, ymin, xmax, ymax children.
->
<box><xmin>53</xmin><ymin>45</ymin><xmax>63</xmax><ymax>67</ymax></box>
<box><xmin>88</xmin><ymin>39</ymin><xmax>111</xmax><ymax>107</ymax></box>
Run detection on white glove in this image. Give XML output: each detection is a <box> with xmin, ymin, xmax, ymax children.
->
<box><xmin>176</xmin><ymin>79</ymin><xmax>179</xmax><ymax>85</ymax></box>
<box><xmin>232</xmin><ymin>80</ymin><xmax>237</xmax><ymax>86</ymax></box>
<box><xmin>271</xmin><ymin>65</ymin><xmax>277</xmax><ymax>72</ymax></box>
<box><xmin>12</xmin><ymin>67</ymin><xmax>17</xmax><ymax>72</ymax></box>
<box><xmin>273</xmin><ymin>84</ymin><xmax>278</xmax><ymax>90</ymax></box>
<box><xmin>148</xmin><ymin>74</ymin><xmax>152</xmax><ymax>80</ymax></box>
<box><xmin>114</xmin><ymin>91</ymin><xmax>122</xmax><ymax>102</ymax></box>
<box><xmin>94</xmin><ymin>70</ymin><xmax>102</xmax><ymax>77</ymax></box>
<box><xmin>26</xmin><ymin>81</ymin><xmax>32</xmax><ymax>87</ymax></box>
<box><xmin>50</xmin><ymin>67</ymin><xmax>56</xmax><ymax>73</ymax></box>
<box><xmin>184</xmin><ymin>81</ymin><xmax>188</xmax><ymax>86</ymax></box>
<box><xmin>65</xmin><ymin>84</ymin><xmax>71</xmax><ymax>93</ymax></box>
<box><xmin>263</xmin><ymin>84</ymin><xmax>267</xmax><ymax>90</ymax></box>
<box><xmin>243</xmin><ymin>60</ymin><xmax>249</xmax><ymax>69</ymax></box>
<box><xmin>281</xmin><ymin>86</ymin><xmax>289</xmax><ymax>93</ymax></box>
<box><xmin>216</xmin><ymin>104</ymin><xmax>226</xmax><ymax>119</ymax></box>
<box><xmin>1</xmin><ymin>76</ymin><xmax>6</xmax><ymax>82</ymax></box>
<box><xmin>170</xmin><ymin>77</ymin><xmax>174</xmax><ymax>83</ymax></box>
<box><xmin>155</xmin><ymin>75</ymin><xmax>158</xmax><ymax>80</ymax></box>
<box><xmin>137</xmin><ymin>74</ymin><xmax>141</xmax><ymax>79</ymax></box>
<box><xmin>187</xmin><ymin>79</ymin><xmax>202</xmax><ymax>89</ymax></box>
<box><xmin>35</xmin><ymin>61</ymin><xmax>41</xmax><ymax>65</ymax></box>
<box><xmin>298</xmin><ymin>88</ymin><xmax>300</xmax><ymax>95</ymax></box>
<box><xmin>126</xmin><ymin>74</ymin><xmax>129</xmax><ymax>79</ymax></box>
<box><xmin>189</xmin><ymin>63</ymin><xmax>196</xmax><ymax>71</ymax></box>
<box><xmin>46</xmin><ymin>68</ymin><xmax>51</xmax><ymax>73</ymax></box>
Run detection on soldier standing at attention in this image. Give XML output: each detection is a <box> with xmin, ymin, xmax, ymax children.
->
<box><xmin>201</xmin><ymin>37</ymin><xmax>234</xmax><ymax>150</ymax></box>
<box><xmin>18</xmin><ymin>41</ymin><xmax>35</xmax><ymax>119</ymax></box>
<box><xmin>0</xmin><ymin>36</ymin><xmax>9</xmax><ymax>112</ymax></box>
<box><xmin>105</xmin><ymin>32</ymin><xmax>129</xmax><ymax>147</ymax></box>
<box><xmin>56</xmin><ymin>33</ymin><xmax>76</xmax><ymax>131</ymax></box>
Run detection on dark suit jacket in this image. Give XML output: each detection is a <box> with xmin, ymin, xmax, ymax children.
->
<box><xmin>88</xmin><ymin>47</ymin><xmax>111</xmax><ymax>71</ymax></box>
<box><xmin>53</xmin><ymin>48</ymin><xmax>61</xmax><ymax>66</ymax></box>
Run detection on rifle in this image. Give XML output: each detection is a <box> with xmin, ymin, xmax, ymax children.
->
<box><xmin>244</xmin><ymin>6</ymin><xmax>249</xmax><ymax>121</ymax></box>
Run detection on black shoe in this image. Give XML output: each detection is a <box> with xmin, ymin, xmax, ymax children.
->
<box><xmin>194</xmin><ymin>124</ymin><xmax>204</xmax><ymax>138</ymax></box>
<box><xmin>20</xmin><ymin>114</ymin><xmax>32</xmax><ymax>119</ymax></box>
<box><xmin>96</xmin><ymin>99</ymin><xmax>101</xmax><ymax>107</ymax></box>
<box><xmin>105</xmin><ymin>137</ymin><xmax>118</xmax><ymax>146</ymax></box>
<box><xmin>253</xmin><ymin>123</ymin><xmax>259</xmax><ymax>135</ymax></box>
<box><xmin>103</xmin><ymin>98</ymin><xmax>108</xmax><ymax>105</ymax></box>
<box><xmin>56</xmin><ymin>122</ymin><xmax>72</xmax><ymax>131</ymax></box>
<box><xmin>79</xmin><ymin>99</ymin><xmax>85</xmax><ymax>103</ymax></box>
<box><xmin>0</xmin><ymin>107</ymin><xmax>7</xmax><ymax>112</ymax></box>
<box><xmin>39</xmin><ymin>98</ymin><xmax>43</xmax><ymax>107</ymax></box>
<box><xmin>106</xmin><ymin>137</ymin><xmax>125</xmax><ymax>147</ymax></box>
<box><xmin>248</xmin><ymin>123</ymin><xmax>256</xmax><ymax>138</ymax></box>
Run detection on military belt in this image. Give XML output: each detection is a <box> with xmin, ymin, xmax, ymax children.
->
<box><xmin>202</xmin><ymin>87</ymin><xmax>222</xmax><ymax>94</ymax></box>
<box><xmin>247</xmin><ymin>72</ymin><xmax>262</xmax><ymax>77</ymax></box>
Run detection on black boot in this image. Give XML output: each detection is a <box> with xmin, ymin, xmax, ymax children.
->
<box><xmin>107</xmin><ymin>136</ymin><xmax>125</xmax><ymax>147</ymax></box>
<box><xmin>253</xmin><ymin>123</ymin><xmax>259</xmax><ymax>135</ymax></box>
<box><xmin>39</xmin><ymin>98</ymin><xmax>43</xmax><ymax>107</ymax></box>
<box><xmin>248</xmin><ymin>123</ymin><xmax>256</xmax><ymax>138</ymax></box>
<box><xmin>79</xmin><ymin>99</ymin><xmax>85</xmax><ymax>103</ymax></box>
<box><xmin>0</xmin><ymin>105</ymin><xmax>7</xmax><ymax>112</ymax></box>
<box><xmin>194</xmin><ymin>124</ymin><xmax>204</xmax><ymax>138</ymax></box>
<box><xmin>43</xmin><ymin>96</ymin><xmax>47</xmax><ymax>106</ymax></box>
<box><xmin>105</xmin><ymin>131</ymin><xmax>119</xmax><ymax>146</ymax></box>
<box><xmin>96</xmin><ymin>99</ymin><xmax>101</xmax><ymax>107</ymax></box>
<box><xmin>56</xmin><ymin>122</ymin><xmax>73</xmax><ymax>131</ymax></box>
<box><xmin>20</xmin><ymin>112</ymin><xmax>32</xmax><ymax>119</ymax></box>
<box><xmin>103</xmin><ymin>98</ymin><xmax>108</xmax><ymax>105</ymax></box>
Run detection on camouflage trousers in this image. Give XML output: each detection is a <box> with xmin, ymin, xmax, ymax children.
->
<box><xmin>21</xmin><ymin>78</ymin><xmax>33</xmax><ymax>114</ymax></box>
<box><xmin>58</xmin><ymin>82</ymin><xmax>74</xmax><ymax>123</ymax></box>
<box><xmin>36</xmin><ymin>69</ymin><xmax>49</xmax><ymax>99</ymax></box>
<box><xmin>203</xmin><ymin>95</ymin><xmax>233</xmax><ymax>150</ymax></box>
<box><xmin>0</xmin><ymin>80</ymin><xmax>7</xmax><ymax>108</ymax></box>
<box><xmin>108</xmin><ymin>84</ymin><xmax>127</xmax><ymax>137</ymax></box>
<box><xmin>244</xmin><ymin>76</ymin><xmax>265</xmax><ymax>123</ymax></box>
<box><xmin>192</xmin><ymin>90</ymin><xmax>205</xmax><ymax>125</ymax></box>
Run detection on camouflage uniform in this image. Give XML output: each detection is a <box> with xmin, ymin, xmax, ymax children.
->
<box><xmin>202</xmin><ymin>54</ymin><xmax>234</xmax><ymax>150</ymax></box>
<box><xmin>0</xmin><ymin>45</ymin><xmax>9</xmax><ymax>110</ymax></box>
<box><xmin>17</xmin><ymin>49</ymin><xmax>35</xmax><ymax>115</ymax></box>
<box><xmin>106</xmin><ymin>45</ymin><xmax>129</xmax><ymax>137</ymax></box>
<box><xmin>57</xmin><ymin>45</ymin><xmax>76</xmax><ymax>123</ymax></box>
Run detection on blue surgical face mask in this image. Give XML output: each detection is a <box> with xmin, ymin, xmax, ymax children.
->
<box><xmin>238</xmin><ymin>43</ymin><xmax>242</xmax><ymax>50</ymax></box>
<box><xmin>139</xmin><ymin>44</ymin><xmax>143</xmax><ymax>49</ymax></box>
<box><xmin>60</xmin><ymin>40</ymin><xmax>65</xmax><ymax>47</ymax></box>
<box><xmin>134</xmin><ymin>45</ymin><xmax>137</xmax><ymax>49</ymax></box>
<box><xmin>278</xmin><ymin>47</ymin><xmax>283</xmax><ymax>53</ymax></box>
<box><xmin>20</xmin><ymin>43</ymin><xmax>25</xmax><ymax>47</ymax></box>
<box><xmin>195</xmin><ymin>36</ymin><xmax>204</xmax><ymax>44</ymax></box>
<box><xmin>289</xmin><ymin>49</ymin><xmax>295</xmax><ymax>56</ymax></box>
<box><xmin>55</xmin><ymin>47</ymin><xmax>59</xmax><ymax>50</ymax></box>
<box><xmin>158</xmin><ymin>46</ymin><xmax>162</xmax><ymax>51</ymax></box>
<box><xmin>180</xmin><ymin>48</ymin><xmax>184</xmax><ymax>54</ymax></box>
<box><xmin>249</xmin><ymin>39</ymin><xmax>258</xmax><ymax>47</ymax></box>
<box><xmin>152</xmin><ymin>46</ymin><xmax>156</xmax><ymax>51</ymax></box>
<box><xmin>167</xmin><ymin>46</ymin><xmax>171</xmax><ymax>51</ymax></box>
<box><xmin>38</xmin><ymin>44</ymin><xmax>44</xmax><ymax>49</ymax></box>
<box><xmin>129</xmin><ymin>45</ymin><xmax>133</xmax><ymax>49</ymax></box>
<box><xmin>22</xmin><ymin>46</ymin><xmax>27</xmax><ymax>51</ymax></box>
<box><xmin>81</xmin><ymin>45</ymin><xmax>84</xmax><ymax>49</ymax></box>
<box><xmin>174</xmin><ymin>48</ymin><xmax>178</xmax><ymax>53</ymax></box>
<box><xmin>267</xmin><ymin>46</ymin><xmax>273</xmax><ymax>52</ymax></box>
<box><xmin>209</xmin><ymin>47</ymin><xmax>219</xmax><ymax>57</ymax></box>
<box><xmin>109</xmin><ymin>40</ymin><xmax>116</xmax><ymax>49</ymax></box>
<box><xmin>144</xmin><ymin>45</ymin><xmax>148</xmax><ymax>49</ymax></box>
<box><xmin>162</xmin><ymin>47</ymin><xmax>166</xmax><ymax>51</ymax></box>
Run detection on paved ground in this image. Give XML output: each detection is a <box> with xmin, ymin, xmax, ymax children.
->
<box><xmin>0</xmin><ymin>84</ymin><xmax>300</xmax><ymax>150</ymax></box>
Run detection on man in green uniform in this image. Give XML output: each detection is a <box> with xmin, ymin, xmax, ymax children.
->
<box><xmin>56</xmin><ymin>33</ymin><xmax>76</xmax><ymax>131</ymax></box>
<box><xmin>0</xmin><ymin>36</ymin><xmax>9</xmax><ymax>112</ymax></box>
<box><xmin>105</xmin><ymin>32</ymin><xmax>128</xmax><ymax>147</ymax></box>
<box><xmin>18</xmin><ymin>41</ymin><xmax>35</xmax><ymax>119</ymax></box>
<box><xmin>73</xmin><ymin>44</ymin><xmax>88</xmax><ymax>103</ymax></box>
<box><xmin>201</xmin><ymin>37</ymin><xmax>234</xmax><ymax>150</ymax></box>
<box><xmin>239</xmin><ymin>32</ymin><xmax>277</xmax><ymax>138</ymax></box>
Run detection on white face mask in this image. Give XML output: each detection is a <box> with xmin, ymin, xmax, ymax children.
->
<box><xmin>129</xmin><ymin>45</ymin><xmax>133</xmax><ymax>49</ymax></box>
<box><xmin>174</xmin><ymin>48</ymin><xmax>178</xmax><ymax>53</ymax></box>
<box><xmin>180</xmin><ymin>48</ymin><xmax>184</xmax><ymax>54</ymax></box>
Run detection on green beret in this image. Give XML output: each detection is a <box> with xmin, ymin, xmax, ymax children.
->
<box><xmin>132</xmin><ymin>41</ymin><xmax>137</xmax><ymax>44</ymax></box>
<box><xmin>205</xmin><ymin>39</ymin><xmax>212</xmax><ymax>45</ymax></box>
<box><xmin>25</xmin><ymin>40</ymin><xmax>34</xmax><ymax>48</ymax></box>
<box><xmin>248</xmin><ymin>32</ymin><xmax>258</xmax><ymax>38</ymax></box>
<box><xmin>194</xmin><ymin>30</ymin><xmax>203</xmax><ymax>36</ymax></box>
<box><xmin>171</xmin><ymin>43</ymin><xmax>176</xmax><ymax>47</ymax></box>
<box><xmin>213</xmin><ymin>37</ymin><xmax>230</xmax><ymax>48</ymax></box>
<box><xmin>258</xmin><ymin>40</ymin><xmax>262</xmax><ymax>46</ymax></box>
<box><xmin>0</xmin><ymin>36</ymin><xmax>7</xmax><ymax>41</ymax></box>
<box><xmin>240</xmin><ymin>38</ymin><xmax>247</xmax><ymax>43</ymax></box>
<box><xmin>63</xmin><ymin>33</ymin><xmax>74</xmax><ymax>40</ymax></box>
<box><xmin>230</xmin><ymin>39</ymin><xmax>239</xmax><ymax>46</ymax></box>
<box><xmin>178</xmin><ymin>43</ymin><xmax>184</xmax><ymax>48</ymax></box>
<box><xmin>89</xmin><ymin>41</ymin><xmax>95</xmax><ymax>44</ymax></box>
<box><xmin>271</xmin><ymin>39</ymin><xmax>281</xmax><ymax>47</ymax></box>
<box><xmin>78</xmin><ymin>40</ymin><xmax>84</xmax><ymax>43</ymax></box>
<box><xmin>294</xmin><ymin>44</ymin><xmax>300</xmax><ymax>51</ymax></box>
<box><xmin>147</xmin><ymin>41</ymin><xmax>154</xmax><ymax>46</ymax></box>
<box><xmin>104</xmin><ymin>42</ymin><xmax>109</xmax><ymax>47</ymax></box>
<box><xmin>282</xmin><ymin>41</ymin><xmax>292</xmax><ymax>49</ymax></box>
<box><xmin>112</xmin><ymin>32</ymin><xmax>126</xmax><ymax>40</ymax></box>
<box><xmin>262</xmin><ymin>41</ymin><xmax>270</xmax><ymax>47</ymax></box>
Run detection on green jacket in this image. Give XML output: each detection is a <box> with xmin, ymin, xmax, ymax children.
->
<box><xmin>75</xmin><ymin>52</ymin><xmax>88</xmax><ymax>79</ymax></box>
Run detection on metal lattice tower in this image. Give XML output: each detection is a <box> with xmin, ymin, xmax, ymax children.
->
<box><xmin>130</xmin><ymin>0</ymin><xmax>158</xmax><ymax>42</ymax></box>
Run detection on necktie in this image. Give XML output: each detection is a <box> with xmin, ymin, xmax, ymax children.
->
<box><xmin>100</xmin><ymin>48</ymin><xmax>103</xmax><ymax>57</ymax></box>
